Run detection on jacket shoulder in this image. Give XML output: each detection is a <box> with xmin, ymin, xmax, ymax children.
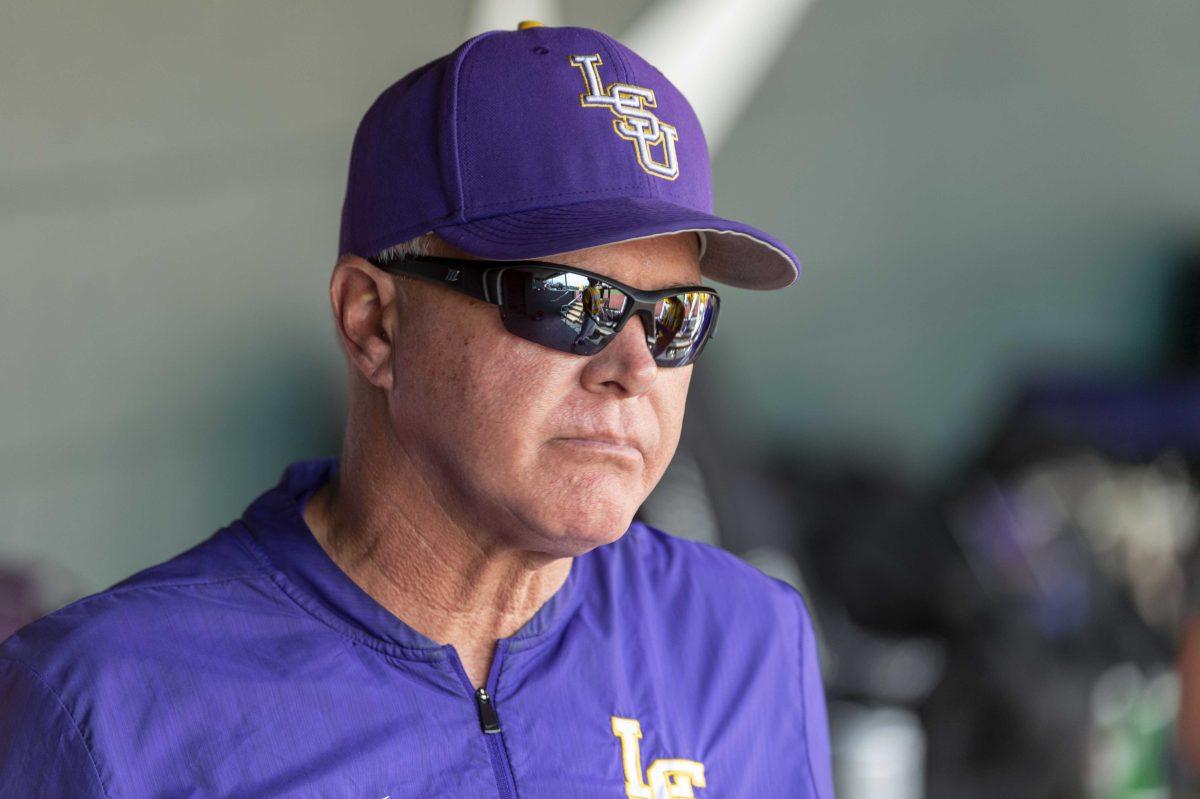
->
<box><xmin>624</xmin><ymin>521</ymin><xmax>805</xmax><ymax>601</ymax></box>
<box><xmin>0</xmin><ymin>524</ymin><xmax>273</xmax><ymax>688</ymax></box>
<box><xmin>606</xmin><ymin>521</ymin><xmax>812</xmax><ymax>634</ymax></box>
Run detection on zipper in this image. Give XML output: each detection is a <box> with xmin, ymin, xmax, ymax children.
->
<box><xmin>449</xmin><ymin>641</ymin><xmax>519</xmax><ymax>799</ymax></box>
<box><xmin>475</xmin><ymin>687</ymin><xmax>502</xmax><ymax>733</ymax></box>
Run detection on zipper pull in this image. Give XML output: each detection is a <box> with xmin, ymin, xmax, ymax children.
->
<box><xmin>475</xmin><ymin>687</ymin><xmax>502</xmax><ymax>734</ymax></box>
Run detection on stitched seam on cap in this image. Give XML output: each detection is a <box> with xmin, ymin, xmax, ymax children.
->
<box><xmin>597</xmin><ymin>30</ymin><xmax>631</xmax><ymax>85</ymax></box>
<box><xmin>448</xmin><ymin>30</ymin><xmax>499</xmax><ymax>219</ymax></box>
<box><xmin>597</xmin><ymin>31</ymin><xmax>658</xmax><ymax>198</ymax></box>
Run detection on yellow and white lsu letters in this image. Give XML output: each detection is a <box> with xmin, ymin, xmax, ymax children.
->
<box><xmin>611</xmin><ymin>715</ymin><xmax>707</xmax><ymax>799</ymax></box>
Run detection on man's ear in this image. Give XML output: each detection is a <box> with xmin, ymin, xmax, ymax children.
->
<box><xmin>329</xmin><ymin>254</ymin><xmax>399</xmax><ymax>392</ymax></box>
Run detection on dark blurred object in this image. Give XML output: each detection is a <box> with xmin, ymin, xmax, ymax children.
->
<box><xmin>665</xmin><ymin>349</ymin><xmax>1200</xmax><ymax>796</ymax></box>
<box><xmin>1006</xmin><ymin>375</ymin><xmax>1200</xmax><ymax>463</ymax></box>
<box><xmin>1167</xmin><ymin>240</ymin><xmax>1200</xmax><ymax>371</ymax></box>
<box><xmin>0</xmin><ymin>558</ymin><xmax>82</xmax><ymax>641</ymax></box>
<box><xmin>929</xmin><ymin>369</ymin><xmax>1200</xmax><ymax>799</ymax></box>
<box><xmin>743</xmin><ymin>371</ymin><xmax>1199</xmax><ymax>799</ymax></box>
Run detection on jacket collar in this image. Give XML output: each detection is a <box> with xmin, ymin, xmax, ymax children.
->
<box><xmin>236</xmin><ymin>457</ymin><xmax>589</xmax><ymax>661</ymax></box>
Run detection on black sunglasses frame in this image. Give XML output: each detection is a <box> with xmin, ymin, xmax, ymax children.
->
<box><xmin>366</xmin><ymin>254</ymin><xmax>721</xmax><ymax>367</ymax></box>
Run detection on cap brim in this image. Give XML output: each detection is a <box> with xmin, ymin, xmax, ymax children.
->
<box><xmin>432</xmin><ymin>197</ymin><xmax>800</xmax><ymax>291</ymax></box>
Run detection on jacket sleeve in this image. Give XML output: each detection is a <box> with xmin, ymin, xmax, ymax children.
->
<box><xmin>795</xmin><ymin>593</ymin><xmax>836</xmax><ymax>798</ymax></box>
<box><xmin>0</xmin><ymin>657</ymin><xmax>108</xmax><ymax>798</ymax></box>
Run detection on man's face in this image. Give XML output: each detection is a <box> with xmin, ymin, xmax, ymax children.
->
<box><xmin>370</xmin><ymin>232</ymin><xmax>702</xmax><ymax>557</ymax></box>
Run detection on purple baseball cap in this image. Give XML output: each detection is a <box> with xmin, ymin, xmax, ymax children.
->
<box><xmin>338</xmin><ymin>22</ymin><xmax>800</xmax><ymax>290</ymax></box>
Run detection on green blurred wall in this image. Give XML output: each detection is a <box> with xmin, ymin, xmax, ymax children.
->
<box><xmin>710</xmin><ymin>0</ymin><xmax>1199</xmax><ymax>468</ymax></box>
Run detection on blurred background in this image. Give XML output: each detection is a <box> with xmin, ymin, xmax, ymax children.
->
<box><xmin>3</xmin><ymin>1</ymin><xmax>1199</xmax><ymax>796</ymax></box>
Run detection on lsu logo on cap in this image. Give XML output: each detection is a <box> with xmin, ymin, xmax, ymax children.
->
<box><xmin>569</xmin><ymin>54</ymin><xmax>681</xmax><ymax>181</ymax></box>
<box><xmin>611</xmin><ymin>715</ymin><xmax>706</xmax><ymax>797</ymax></box>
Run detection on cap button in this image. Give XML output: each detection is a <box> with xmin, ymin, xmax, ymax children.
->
<box><xmin>517</xmin><ymin>20</ymin><xmax>544</xmax><ymax>30</ymax></box>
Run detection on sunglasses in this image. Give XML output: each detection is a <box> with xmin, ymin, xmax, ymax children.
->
<box><xmin>366</xmin><ymin>255</ymin><xmax>721</xmax><ymax>368</ymax></box>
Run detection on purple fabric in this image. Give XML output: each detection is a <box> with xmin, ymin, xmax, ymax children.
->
<box><xmin>338</xmin><ymin>25</ymin><xmax>801</xmax><ymax>291</ymax></box>
<box><xmin>0</xmin><ymin>457</ymin><xmax>833</xmax><ymax>797</ymax></box>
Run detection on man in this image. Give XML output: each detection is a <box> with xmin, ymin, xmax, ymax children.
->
<box><xmin>0</xmin><ymin>21</ymin><xmax>833</xmax><ymax>798</ymax></box>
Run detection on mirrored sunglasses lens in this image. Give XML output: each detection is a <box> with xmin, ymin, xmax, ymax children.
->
<box><xmin>498</xmin><ymin>269</ymin><xmax>629</xmax><ymax>355</ymax></box>
<box><xmin>649</xmin><ymin>292</ymin><xmax>718</xmax><ymax>367</ymax></box>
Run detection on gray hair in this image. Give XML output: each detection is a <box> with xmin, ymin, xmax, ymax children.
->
<box><xmin>373</xmin><ymin>231</ymin><xmax>447</xmax><ymax>263</ymax></box>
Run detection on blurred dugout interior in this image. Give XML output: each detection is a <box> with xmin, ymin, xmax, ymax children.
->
<box><xmin>639</xmin><ymin>239</ymin><xmax>1200</xmax><ymax>799</ymax></box>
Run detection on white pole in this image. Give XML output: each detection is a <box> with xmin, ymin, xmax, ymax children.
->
<box><xmin>621</xmin><ymin>0</ymin><xmax>818</xmax><ymax>154</ymax></box>
<box><xmin>464</xmin><ymin>0</ymin><xmax>563</xmax><ymax>37</ymax></box>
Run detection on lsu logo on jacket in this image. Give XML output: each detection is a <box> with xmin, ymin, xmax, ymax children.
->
<box><xmin>611</xmin><ymin>716</ymin><xmax>706</xmax><ymax>797</ymax></box>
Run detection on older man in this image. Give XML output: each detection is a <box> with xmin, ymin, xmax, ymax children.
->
<box><xmin>1</xmin><ymin>22</ymin><xmax>833</xmax><ymax>798</ymax></box>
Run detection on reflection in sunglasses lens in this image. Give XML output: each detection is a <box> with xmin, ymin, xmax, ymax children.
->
<box><xmin>499</xmin><ymin>268</ymin><xmax>716</xmax><ymax>366</ymax></box>
<box><xmin>650</xmin><ymin>292</ymin><xmax>717</xmax><ymax>367</ymax></box>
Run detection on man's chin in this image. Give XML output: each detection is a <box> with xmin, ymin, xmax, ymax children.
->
<box><xmin>533</xmin><ymin>516</ymin><xmax>635</xmax><ymax>558</ymax></box>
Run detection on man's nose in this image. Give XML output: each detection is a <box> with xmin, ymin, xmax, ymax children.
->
<box><xmin>579</xmin><ymin>313</ymin><xmax>659</xmax><ymax>396</ymax></box>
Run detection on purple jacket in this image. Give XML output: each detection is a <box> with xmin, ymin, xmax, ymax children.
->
<box><xmin>0</xmin><ymin>457</ymin><xmax>834</xmax><ymax>797</ymax></box>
